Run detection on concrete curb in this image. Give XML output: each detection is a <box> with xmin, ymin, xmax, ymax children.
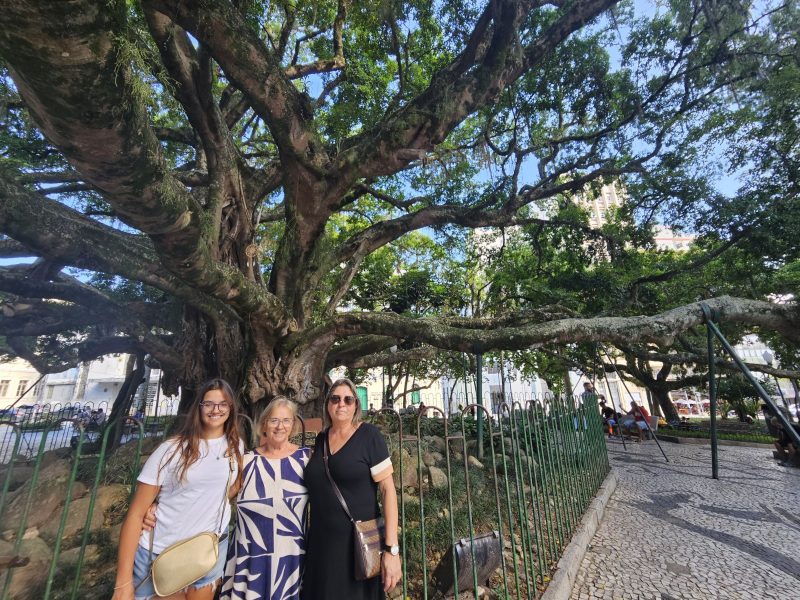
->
<box><xmin>539</xmin><ymin>469</ymin><xmax>618</xmax><ymax>600</ymax></box>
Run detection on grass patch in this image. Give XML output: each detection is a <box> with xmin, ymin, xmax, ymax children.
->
<box><xmin>660</xmin><ymin>427</ymin><xmax>773</xmax><ymax>444</ymax></box>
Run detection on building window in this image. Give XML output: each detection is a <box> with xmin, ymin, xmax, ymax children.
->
<box><xmin>15</xmin><ymin>380</ymin><xmax>29</xmax><ymax>398</ymax></box>
<box><xmin>411</xmin><ymin>390</ymin><xmax>421</xmax><ymax>405</ymax></box>
<box><xmin>0</xmin><ymin>380</ymin><xmax>9</xmax><ymax>397</ymax></box>
<box><xmin>46</xmin><ymin>386</ymin><xmax>54</xmax><ymax>400</ymax></box>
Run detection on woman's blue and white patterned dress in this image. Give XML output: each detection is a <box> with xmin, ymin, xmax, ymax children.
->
<box><xmin>221</xmin><ymin>447</ymin><xmax>310</xmax><ymax>600</ymax></box>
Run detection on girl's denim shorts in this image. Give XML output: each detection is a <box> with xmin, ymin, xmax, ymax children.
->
<box><xmin>132</xmin><ymin>536</ymin><xmax>228</xmax><ymax>599</ymax></box>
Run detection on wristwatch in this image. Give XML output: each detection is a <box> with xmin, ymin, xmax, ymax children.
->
<box><xmin>383</xmin><ymin>543</ymin><xmax>400</xmax><ymax>556</ymax></box>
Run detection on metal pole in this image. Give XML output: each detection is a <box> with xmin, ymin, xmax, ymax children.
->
<box><xmin>462</xmin><ymin>353</ymin><xmax>470</xmax><ymax>407</ymax></box>
<box><xmin>596</xmin><ymin>345</ymin><xmax>626</xmax><ymax>451</ymax></box>
<box><xmin>475</xmin><ymin>352</ymin><xmax>484</xmax><ymax>459</ymax></box>
<box><xmin>703</xmin><ymin>310</ymin><xmax>719</xmax><ymax>480</ymax></box>
<box><xmin>600</xmin><ymin>346</ymin><xmax>668</xmax><ymax>462</ymax></box>
<box><xmin>700</xmin><ymin>303</ymin><xmax>800</xmax><ymax>450</ymax></box>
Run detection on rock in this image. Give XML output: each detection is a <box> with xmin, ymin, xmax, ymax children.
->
<box><xmin>422</xmin><ymin>451</ymin><xmax>438</xmax><ymax>467</ymax></box>
<box><xmin>59</xmin><ymin>543</ymin><xmax>100</xmax><ymax>566</ymax></box>
<box><xmin>448</xmin><ymin>587</ymin><xmax>491</xmax><ymax>600</ymax></box>
<box><xmin>467</xmin><ymin>456</ymin><xmax>484</xmax><ymax>469</ymax></box>
<box><xmin>5</xmin><ymin>536</ymin><xmax>52</xmax><ymax>600</ymax></box>
<box><xmin>387</xmin><ymin>584</ymin><xmax>405</xmax><ymax>600</ymax></box>
<box><xmin>0</xmin><ymin>464</ymin><xmax>33</xmax><ymax>493</ymax></box>
<box><xmin>452</xmin><ymin>452</ymin><xmax>463</xmax><ymax>462</ymax></box>
<box><xmin>428</xmin><ymin>465</ymin><xmax>448</xmax><ymax>489</ymax></box>
<box><xmin>1</xmin><ymin>460</ymin><xmax>87</xmax><ymax>532</ymax></box>
<box><xmin>431</xmin><ymin>451</ymin><xmax>444</xmax><ymax>464</ymax></box>
<box><xmin>22</xmin><ymin>527</ymin><xmax>39</xmax><ymax>540</ymax></box>
<box><xmin>401</xmin><ymin>492</ymin><xmax>419</xmax><ymax>506</ymax></box>
<box><xmin>427</xmin><ymin>435</ymin><xmax>447</xmax><ymax>453</ymax></box>
<box><xmin>391</xmin><ymin>449</ymin><xmax>418</xmax><ymax>489</ymax></box>
<box><xmin>40</xmin><ymin>484</ymin><xmax>129</xmax><ymax>544</ymax></box>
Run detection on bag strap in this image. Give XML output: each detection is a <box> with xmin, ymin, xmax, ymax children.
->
<box><xmin>216</xmin><ymin>455</ymin><xmax>235</xmax><ymax>536</ymax></box>
<box><xmin>323</xmin><ymin>431</ymin><xmax>356</xmax><ymax>525</ymax></box>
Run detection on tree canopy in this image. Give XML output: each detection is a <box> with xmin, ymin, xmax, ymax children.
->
<box><xmin>0</xmin><ymin>0</ymin><xmax>798</xmax><ymax>415</ymax></box>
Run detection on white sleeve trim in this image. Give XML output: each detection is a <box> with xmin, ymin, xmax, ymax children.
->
<box><xmin>370</xmin><ymin>456</ymin><xmax>392</xmax><ymax>477</ymax></box>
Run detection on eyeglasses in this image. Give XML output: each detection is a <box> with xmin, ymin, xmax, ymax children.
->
<box><xmin>199</xmin><ymin>401</ymin><xmax>230</xmax><ymax>412</ymax></box>
<box><xmin>328</xmin><ymin>395</ymin><xmax>356</xmax><ymax>405</ymax></box>
<box><xmin>267</xmin><ymin>418</ymin><xmax>293</xmax><ymax>427</ymax></box>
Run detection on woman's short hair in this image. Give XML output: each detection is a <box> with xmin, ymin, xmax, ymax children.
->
<box><xmin>323</xmin><ymin>378</ymin><xmax>362</xmax><ymax>428</ymax></box>
<box><xmin>259</xmin><ymin>396</ymin><xmax>299</xmax><ymax>436</ymax></box>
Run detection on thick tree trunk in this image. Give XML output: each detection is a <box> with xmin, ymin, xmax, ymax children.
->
<box><xmin>650</xmin><ymin>386</ymin><xmax>679</xmax><ymax>422</ymax></box>
<box><xmin>107</xmin><ymin>352</ymin><xmax>146</xmax><ymax>451</ymax></box>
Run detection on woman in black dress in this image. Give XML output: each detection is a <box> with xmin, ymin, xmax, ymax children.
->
<box><xmin>303</xmin><ymin>378</ymin><xmax>401</xmax><ymax>599</ymax></box>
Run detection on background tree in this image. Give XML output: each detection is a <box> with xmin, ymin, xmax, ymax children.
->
<box><xmin>0</xmin><ymin>0</ymin><xmax>798</xmax><ymax>417</ymax></box>
<box><xmin>717</xmin><ymin>373</ymin><xmax>778</xmax><ymax>422</ymax></box>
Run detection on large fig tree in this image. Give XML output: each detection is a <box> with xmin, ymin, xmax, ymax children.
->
<box><xmin>0</xmin><ymin>0</ymin><xmax>798</xmax><ymax>415</ymax></box>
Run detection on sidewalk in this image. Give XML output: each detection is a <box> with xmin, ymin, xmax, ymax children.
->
<box><xmin>570</xmin><ymin>439</ymin><xmax>800</xmax><ymax>600</ymax></box>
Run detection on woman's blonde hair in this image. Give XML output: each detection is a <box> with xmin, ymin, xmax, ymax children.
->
<box><xmin>259</xmin><ymin>396</ymin><xmax>299</xmax><ymax>437</ymax></box>
<box><xmin>323</xmin><ymin>378</ymin><xmax>362</xmax><ymax>428</ymax></box>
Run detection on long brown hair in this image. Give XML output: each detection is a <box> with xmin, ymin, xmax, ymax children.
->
<box><xmin>163</xmin><ymin>378</ymin><xmax>243</xmax><ymax>485</ymax></box>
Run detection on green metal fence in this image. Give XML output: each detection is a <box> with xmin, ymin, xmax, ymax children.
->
<box><xmin>370</xmin><ymin>394</ymin><xmax>609</xmax><ymax>599</ymax></box>
<box><xmin>0</xmin><ymin>394</ymin><xmax>608</xmax><ymax>599</ymax></box>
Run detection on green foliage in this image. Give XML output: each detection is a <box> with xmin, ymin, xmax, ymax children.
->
<box><xmin>717</xmin><ymin>373</ymin><xmax>776</xmax><ymax>422</ymax></box>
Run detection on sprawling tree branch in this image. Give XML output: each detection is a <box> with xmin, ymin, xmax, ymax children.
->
<box><xmin>0</xmin><ymin>0</ymin><xmax>288</xmax><ymax>322</ymax></box>
<box><xmin>337</xmin><ymin>0</ymin><xmax>618</xmax><ymax>183</ymax></box>
<box><xmin>290</xmin><ymin>296</ymin><xmax>799</xmax><ymax>354</ymax></box>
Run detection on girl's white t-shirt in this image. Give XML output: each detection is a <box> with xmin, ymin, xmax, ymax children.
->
<box><xmin>137</xmin><ymin>435</ymin><xmax>241</xmax><ymax>553</ymax></box>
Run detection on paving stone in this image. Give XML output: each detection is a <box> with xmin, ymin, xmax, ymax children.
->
<box><xmin>569</xmin><ymin>441</ymin><xmax>800</xmax><ymax>600</ymax></box>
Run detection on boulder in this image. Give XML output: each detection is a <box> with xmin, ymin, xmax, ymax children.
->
<box><xmin>422</xmin><ymin>451</ymin><xmax>438</xmax><ymax>467</ymax></box>
<box><xmin>428</xmin><ymin>466</ymin><xmax>448</xmax><ymax>489</ymax></box>
<box><xmin>1</xmin><ymin>460</ymin><xmax>87</xmax><ymax>532</ymax></box>
<box><xmin>425</xmin><ymin>435</ymin><xmax>447</xmax><ymax>453</ymax></box>
<box><xmin>4</xmin><ymin>536</ymin><xmax>52</xmax><ymax>600</ymax></box>
<box><xmin>467</xmin><ymin>456</ymin><xmax>484</xmax><ymax>469</ymax></box>
<box><xmin>58</xmin><ymin>543</ymin><xmax>100</xmax><ymax>567</ymax></box>
<box><xmin>391</xmin><ymin>449</ymin><xmax>419</xmax><ymax>489</ymax></box>
<box><xmin>400</xmin><ymin>491</ymin><xmax>419</xmax><ymax>506</ymax></box>
<box><xmin>40</xmin><ymin>484</ymin><xmax>128</xmax><ymax>544</ymax></box>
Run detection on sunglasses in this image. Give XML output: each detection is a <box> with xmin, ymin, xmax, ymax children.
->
<box><xmin>328</xmin><ymin>394</ymin><xmax>356</xmax><ymax>405</ymax></box>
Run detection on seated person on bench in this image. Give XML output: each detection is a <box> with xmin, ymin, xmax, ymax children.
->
<box><xmin>599</xmin><ymin>397</ymin><xmax>618</xmax><ymax>436</ymax></box>
<box><xmin>622</xmin><ymin>401</ymin><xmax>650</xmax><ymax>442</ymax></box>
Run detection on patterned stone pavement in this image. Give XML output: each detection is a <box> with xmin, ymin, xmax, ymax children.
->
<box><xmin>569</xmin><ymin>439</ymin><xmax>800</xmax><ymax>600</ymax></box>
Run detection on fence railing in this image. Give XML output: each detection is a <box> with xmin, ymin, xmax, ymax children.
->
<box><xmin>0</xmin><ymin>394</ymin><xmax>608</xmax><ymax>600</ymax></box>
<box><xmin>0</xmin><ymin>401</ymin><xmax>178</xmax><ymax>464</ymax></box>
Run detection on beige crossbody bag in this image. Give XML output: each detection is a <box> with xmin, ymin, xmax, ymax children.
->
<box><xmin>137</xmin><ymin>455</ymin><xmax>235</xmax><ymax>597</ymax></box>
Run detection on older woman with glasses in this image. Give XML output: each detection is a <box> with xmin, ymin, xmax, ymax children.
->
<box><xmin>220</xmin><ymin>397</ymin><xmax>310</xmax><ymax>600</ymax></box>
<box><xmin>302</xmin><ymin>378</ymin><xmax>401</xmax><ymax>600</ymax></box>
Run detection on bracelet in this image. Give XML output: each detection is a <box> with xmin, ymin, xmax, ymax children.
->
<box><xmin>114</xmin><ymin>581</ymin><xmax>133</xmax><ymax>590</ymax></box>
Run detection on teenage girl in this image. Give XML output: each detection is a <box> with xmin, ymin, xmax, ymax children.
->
<box><xmin>112</xmin><ymin>378</ymin><xmax>244</xmax><ymax>600</ymax></box>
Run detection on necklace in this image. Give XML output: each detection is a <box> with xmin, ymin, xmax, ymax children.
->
<box><xmin>201</xmin><ymin>437</ymin><xmax>226</xmax><ymax>460</ymax></box>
